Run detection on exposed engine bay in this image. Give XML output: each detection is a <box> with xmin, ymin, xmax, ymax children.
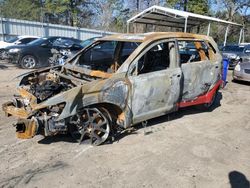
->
<box><xmin>3</xmin><ymin>66</ymin><xmax>108</xmax><ymax>142</ymax></box>
<box><xmin>29</xmin><ymin>74</ymin><xmax>72</xmax><ymax>102</ymax></box>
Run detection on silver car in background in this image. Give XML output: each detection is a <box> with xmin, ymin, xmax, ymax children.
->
<box><xmin>233</xmin><ymin>61</ymin><xmax>250</xmax><ymax>82</ymax></box>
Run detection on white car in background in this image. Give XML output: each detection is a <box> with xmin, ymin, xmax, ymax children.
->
<box><xmin>0</xmin><ymin>35</ymin><xmax>39</xmax><ymax>59</ymax></box>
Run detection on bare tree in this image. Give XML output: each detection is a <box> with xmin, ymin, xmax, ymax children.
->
<box><xmin>216</xmin><ymin>0</ymin><xmax>250</xmax><ymax>21</ymax></box>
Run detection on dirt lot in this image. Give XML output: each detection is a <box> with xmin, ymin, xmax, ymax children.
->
<box><xmin>0</xmin><ymin>61</ymin><xmax>249</xmax><ymax>188</ymax></box>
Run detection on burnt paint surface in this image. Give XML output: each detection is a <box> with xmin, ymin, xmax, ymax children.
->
<box><xmin>129</xmin><ymin>68</ymin><xmax>182</xmax><ymax>123</ymax></box>
<box><xmin>181</xmin><ymin>60</ymin><xmax>221</xmax><ymax>100</ymax></box>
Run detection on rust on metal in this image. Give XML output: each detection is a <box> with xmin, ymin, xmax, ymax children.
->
<box><xmin>18</xmin><ymin>87</ymin><xmax>37</xmax><ymax>109</ymax></box>
<box><xmin>90</xmin><ymin>70</ymin><xmax>112</xmax><ymax>79</ymax></box>
<box><xmin>2</xmin><ymin>101</ymin><xmax>30</xmax><ymax>119</ymax></box>
<box><xmin>16</xmin><ymin>118</ymin><xmax>38</xmax><ymax>139</ymax></box>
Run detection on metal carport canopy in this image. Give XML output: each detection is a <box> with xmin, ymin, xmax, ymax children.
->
<box><xmin>127</xmin><ymin>5</ymin><xmax>244</xmax><ymax>45</ymax></box>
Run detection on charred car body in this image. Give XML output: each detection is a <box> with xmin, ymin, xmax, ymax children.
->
<box><xmin>2</xmin><ymin>32</ymin><xmax>222</xmax><ymax>145</ymax></box>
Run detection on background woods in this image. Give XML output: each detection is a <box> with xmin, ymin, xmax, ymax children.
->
<box><xmin>0</xmin><ymin>0</ymin><xmax>249</xmax><ymax>42</ymax></box>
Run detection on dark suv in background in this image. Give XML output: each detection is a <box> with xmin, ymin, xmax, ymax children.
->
<box><xmin>6</xmin><ymin>36</ymin><xmax>82</xmax><ymax>69</ymax></box>
<box><xmin>221</xmin><ymin>44</ymin><xmax>250</xmax><ymax>69</ymax></box>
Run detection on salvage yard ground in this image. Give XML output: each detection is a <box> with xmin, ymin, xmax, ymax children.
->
<box><xmin>0</xmin><ymin>60</ymin><xmax>249</xmax><ymax>188</ymax></box>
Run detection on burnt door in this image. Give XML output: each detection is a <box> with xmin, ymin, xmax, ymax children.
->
<box><xmin>128</xmin><ymin>40</ymin><xmax>182</xmax><ymax>124</ymax></box>
<box><xmin>178</xmin><ymin>40</ymin><xmax>221</xmax><ymax>101</ymax></box>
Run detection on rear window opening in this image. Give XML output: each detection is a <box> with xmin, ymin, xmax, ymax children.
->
<box><xmin>178</xmin><ymin>40</ymin><xmax>210</xmax><ymax>64</ymax></box>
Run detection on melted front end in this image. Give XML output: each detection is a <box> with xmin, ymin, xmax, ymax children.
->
<box><xmin>2</xmin><ymin>67</ymin><xmax>76</xmax><ymax>139</ymax></box>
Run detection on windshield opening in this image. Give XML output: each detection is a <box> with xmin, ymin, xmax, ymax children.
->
<box><xmin>75</xmin><ymin>40</ymin><xmax>140</xmax><ymax>73</ymax></box>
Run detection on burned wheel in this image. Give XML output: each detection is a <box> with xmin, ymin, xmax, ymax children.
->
<box><xmin>69</xmin><ymin>107</ymin><xmax>111</xmax><ymax>146</ymax></box>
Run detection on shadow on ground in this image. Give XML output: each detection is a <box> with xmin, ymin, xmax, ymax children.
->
<box><xmin>38</xmin><ymin>134</ymin><xmax>77</xmax><ymax>144</ymax></box>
<box><xmin>0</xmin><ymin>64</ymin><xmax>8</xmax><ymax>69</ymax></box>
<box><xmin>229</xmin><ymin>171</ymin><xmax>250</xmax><ymax>188</ymax></box>
<box><xmin>232</xmin><ymin>79</ymin><xmax>250</xmax><ymax>86</ymax></box>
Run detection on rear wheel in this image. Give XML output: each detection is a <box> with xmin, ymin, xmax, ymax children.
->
<box><xmin>69</xmin><ymin>107</ymin><xmax>111</xmax><ymax>146</ymax></box>
<box><xmin>20</xmin><ymin>55</ymin><xmax>37</xmax><ymax>69</ymax></box>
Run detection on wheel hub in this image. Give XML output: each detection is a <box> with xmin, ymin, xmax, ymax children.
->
<box><xmin>69</xmin><ymin>108</ymin><xmax>111</xmax><ymax>146</ymax></box>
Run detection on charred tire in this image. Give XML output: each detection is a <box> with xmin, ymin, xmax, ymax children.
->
<box><xmin>20</xmin><ymin>55</ymin><xmax>37</xmax><ymax>69</ymax></box>
<box><xmin>69</xmin><ymin>107</ymin><xmax>112</xmax><ymax>146</ymax></box>
<box><xmin>202</xmin><ymin>89</ymin><xmax>218</xmax><ymax>109</ymax></box>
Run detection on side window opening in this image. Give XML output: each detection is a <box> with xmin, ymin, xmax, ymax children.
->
<box><xmin>136</xmin><ymin>41</ymin><xmax>173</xmax><ymax>75</ymax></box>
<box><xmin>178</xmin><ymin>40</ymin><xmax>209</xmax><ymax>64</ymax></box>
<box><xmin>19</xmin><ymin>38</ymin><xmax>36</xmax><ymax>44</ymax></box>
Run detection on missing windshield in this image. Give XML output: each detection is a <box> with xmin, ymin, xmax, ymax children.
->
<box><xmin>76</xmin><ymin>40</ymin><xmax>140</xmax><ymax>73</ymax></box>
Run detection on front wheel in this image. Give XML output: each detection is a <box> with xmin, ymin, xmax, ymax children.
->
<box><xmin>69</xmin><ymin>107</ymin><xmax>112</xmax><ymax>146</ymax></box>
<box><xmin>20</xmin><ymin>55</ymin><xmax>37</xmax><ymax>69</ymax></box>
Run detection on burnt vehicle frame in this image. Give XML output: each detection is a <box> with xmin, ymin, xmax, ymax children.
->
<box><xmin>2</xmin><ymin>32</ymin><xmax>222</xmax><ymax>145</ymax></box>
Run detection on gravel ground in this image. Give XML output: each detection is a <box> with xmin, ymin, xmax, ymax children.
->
<box><xmin>0</xmin><ymin>60</ymin><xmax>249</xmax><ymax>188</ymax></box>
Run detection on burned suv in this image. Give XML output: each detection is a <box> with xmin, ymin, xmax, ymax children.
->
<box><xmin>2</xmin><ymin>32</ymin><xmax>222</xmax><ymax>145</ymax></box>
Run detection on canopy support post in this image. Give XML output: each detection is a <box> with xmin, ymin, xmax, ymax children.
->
<box><xmin>184</xmin><ymin>17</ymin><xmax>188</xmax><ymax>33</ymax></box>
<box><xmin>223</xmin><ymin>25</ymin><xmax>229</xmax><ymax>46</ymax></box>
<box><xmin>127</xmin><ymin>22</ymin><xmax>130</xmax><ymax>33</ymax></box>
<box><xmin>207</xmin><ymin>22</ymin><xmax>211</xmax><ymax>36</ymax></box>
<box><xmin>239</xmin><ymin>28</ymin><xmax>243</xmax><ymax>44</ymax></box>
<box><xmin>242</xmin><ymin>28</ymin><xmax>245</xmax><ymax>43</ymax></box>
<box><xmin>134</xmin><ymin>23</ymin><xmax>137</xmax><ymax>33</ymax></box>
<box><xmin>0</xmin><ymin>17</ymin><xmax>4</xmax><ymax>40</ymax></box>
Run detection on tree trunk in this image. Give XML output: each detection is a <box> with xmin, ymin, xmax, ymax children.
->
<box><xmin>184</xmin><ymin>0</ymin><xmax>188</xmax><ymax>11</ymax></box>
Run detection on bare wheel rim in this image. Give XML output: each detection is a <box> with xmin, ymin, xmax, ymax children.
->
<box><xmin>22</xmin><ymin>56</ymin><xmax>36</xmax><ymax>68</ymax></box>
<box><xmin>69</xmin><ymin>108</ymin><xmax>110</xmax><ymax>146</ymax></box>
